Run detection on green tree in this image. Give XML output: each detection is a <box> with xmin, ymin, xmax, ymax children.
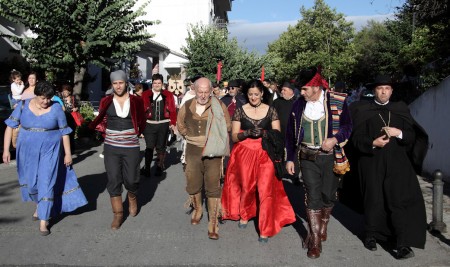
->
<box><xmin>266</xmin><ymin>0</ymin><xmax>356</xmax><ymax>84</ymax></box>
<box><xmin>351</xmin><ymin>20</ymin><xmax>406</xmax><ymax>85</ymax></box>
<box><xmin>182</xmin><ymin>24</ymin><xmax>264</xmax><ymax>83</ymax></box>
<box><xmin>0</xmin><ymin>0</ymin><xmax>156</xmax><ymax>96</ymax></box>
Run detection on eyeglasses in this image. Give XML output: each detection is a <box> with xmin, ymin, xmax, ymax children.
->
<box><xmin>229</xmin><ymin>87</ymin><xmax>237</xmax><ymax>90</ymax></box>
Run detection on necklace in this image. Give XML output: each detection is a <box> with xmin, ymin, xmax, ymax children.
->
<box><xmin>378</xmin><ymin>111</ymin><xmax>391</xmax><ymax>127</ymax></box>
<box><xmin>250</xmin><ymin>102</ymin><xmax>262</xmax><ymax>108</ymax></box>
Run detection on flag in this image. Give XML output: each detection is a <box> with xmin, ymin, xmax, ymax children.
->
<box><xmin>216</xmin><ymin>60</ymin><xmax>223</xmax><ymax>82</ymax></box>
<box><xmin>260</xmin><ymin>65</ymin><xmax>265</xmax><ymax>81</ymax></box>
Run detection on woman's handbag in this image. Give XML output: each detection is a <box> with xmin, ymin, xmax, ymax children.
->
<box><xmin>70</xmin><ymin>96</ymin><xmax>84</xmax><ymax>126</ymax></box>
<box><xmin>71</xmin><ymin>111</ymin><xmax>84</xmax><ymax>126</ymax></box>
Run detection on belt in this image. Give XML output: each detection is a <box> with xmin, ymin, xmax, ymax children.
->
<box><xmin>300</xmin><ymin>144</ymin><xmax>333</xmax><ymax>155</ymax></box>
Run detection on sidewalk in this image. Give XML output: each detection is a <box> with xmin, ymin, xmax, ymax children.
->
<box><xmin>419</xmin><ymin>175</ymin><xmax>450</xmax><ymax>244</ymax></box>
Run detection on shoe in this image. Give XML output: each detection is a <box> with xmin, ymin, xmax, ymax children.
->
<box><xmin>99</xmin><ymin>153</ymin><xmax>104</xmax><ymax>158</ymax></box>
<box><xmin>258</xmin><ymin>236</ymin><xmax>269</xmax><ymax>243</ymax></box>
<box><xmin>364</xmin><ymin>237</ymin><xmax>377</xmax><ymax>251</ymax></box>
<box><xmin>39</xmin><ymin>221</ymin><xmax>50</xmax><ymax>236</ymax></box>
<box><xmin>32</xmin><ymin>215</ymin><xmax>39</xmax><ymax>221</ymax></box>
<box><xmin>396</xmin><ymin>246</ymin><xmax>414</xmax><ymax>260</ymax></box>
<box><xmin>39</xmin><ymin>229</ymin><xmax>50</xmax><ymax>236</ymax></box>
<box><xmin>238</xmin><ymin>221</ymin><xmax>248</xmax><ymax>229</ymax></box>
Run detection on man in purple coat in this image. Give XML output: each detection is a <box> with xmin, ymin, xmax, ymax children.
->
<box><xmin>285</xmin><ymin>67</ymin><xmax>352</xmax><ymax>259</ymax></box>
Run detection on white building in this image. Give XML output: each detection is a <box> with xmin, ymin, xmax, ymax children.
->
<box><xmin>136</xmin><ymin>0</ymin><xmax>232</xmax><ymax>94</ymax></box>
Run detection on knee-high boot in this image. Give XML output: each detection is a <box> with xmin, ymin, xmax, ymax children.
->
<box><xmin>155</xmin><ymin>152</ymin><xmax>165</xmax><ymax>176</ymax></box>
<box><xmin>128</xmin><ymin>191</ymin><xmax>138</xmax><ymax>217</ymax></box>
<box><xmin>110</xmin><ymin>196</ymin><xmax>123</xmax><ymax>230</ymax></box>
<box><xmin>207</xmin><ymin>197</ymin><xmax>220</xmax><ymax>240</ymax></box>
<box><xmin>140</xmin><ymin>148</ymin><xmax>153</xmax><ymax>177</ymax></box>
<box><xmin>320</xmin><ymin>206</ymin><xmax>333</xmax><ymax>242</ymax></box>
<box><xmin>190</xmin><ymin>193</ymin><xmax>203</xmax><ymax>225</ymax></box>
<box><xmin>306</xmin><ymin>209</ymin><xmax>322</xmax><ymax>259</ymax></box>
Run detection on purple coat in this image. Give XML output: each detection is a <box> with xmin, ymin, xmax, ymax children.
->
<box><xmin>285</xmin><ymin>90</ymin><xmax>352</xmax><ymax>162</ymax></box>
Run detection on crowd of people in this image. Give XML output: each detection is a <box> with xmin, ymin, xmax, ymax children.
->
<box><xmin>2</xmin><ymin>67</ymin><xmax>428</xmax><ymax>260</ymax></box>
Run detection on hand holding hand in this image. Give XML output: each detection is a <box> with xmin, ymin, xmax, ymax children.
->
<box><xmin>249</xmin><ymin>128</ymin><xmax>265</xmax><ymax>138</ymax></box>
<box><xmin>321</xmin><ymin>137</ymin><xmax>338</xmax><ymax>152</ymax></box>
<box><xmin>373</xmin><ymin>135</ymin><xmax>390</xmax><ymax>148</ymax></box>
<box><xmin>383</xmin><ymin>126</ymin><xmax>402</xmax><ymax>138</ymax></box>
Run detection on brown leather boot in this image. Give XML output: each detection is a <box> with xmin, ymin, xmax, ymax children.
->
<box><xmin>306</xmin><ymin>209</ymin><xmax>322</xmax><ymax>259</ymax></box>
<box><xmin>110</xmin><ymin>196</ymin><xmax>123</xmax><ymax>230</ymax></box>
<box><xmin>128</xmin><ymin>192</ymin><xmax>138</xmax><ymax>217</ymax></box>
<box><xmin>190</xmin><ymin>193</ymin><xmax>203</xmax><ymax>225</ymax></box>
<box><xmin>207</xmin><ymin>197</ymin><xmax>220</xmax><ymax>240</ymax></box>
<box><xmin>320</xmin><ymin>206</ymin><xmax>333</xmax><ymax>242</ymax></box>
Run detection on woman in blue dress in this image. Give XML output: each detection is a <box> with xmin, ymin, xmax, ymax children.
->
<box><xmin>2</xmin><ymin>81</ymin><xmax>87</xmax><ymax>236</ymax></box>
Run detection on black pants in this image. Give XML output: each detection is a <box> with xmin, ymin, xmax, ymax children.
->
<box><xmin>300</xmin><ymin>154</ymin><xmax>339</xmax><ymax>210</ymax></box>
<box><xmin>104</xmin><ymin>144</ymin><xmax>140</xmax><ymax>196</ymax></box>
<box><xmin>143</xmin><ymin>122</ymin><xmax>169</xmax><ymax>154</ymax></box>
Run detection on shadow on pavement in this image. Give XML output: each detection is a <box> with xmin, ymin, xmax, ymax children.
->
<box><xmin>50</xmin><ymin>172</ymin><xmax>107</xmax><ymax>227</ymax></box>
<box><xmin>283</xmin><ymin>180</ymin><xmax>308</xmax><ymax>244</ymax></box>
<box><xmin>0</xmin><ymin>180</ymin><xmax>22</xmax><ymax>225</ymax></box>
<box><xmin>134</xmin><ymin>146</ymin><xmax>182</xmax><ymax>215</ymax></box>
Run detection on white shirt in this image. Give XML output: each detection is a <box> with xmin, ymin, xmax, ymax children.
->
<box><xmin>11</xmin><ymin>82</ymin><xmax>25</xmax><ymax>100</ymax></box>
<box><xmin>304</xmin><ymin>90</ymin><xmax>325</xmax><ymax>120</ymax></box>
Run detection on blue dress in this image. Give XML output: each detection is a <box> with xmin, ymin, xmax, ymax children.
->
<box><xmin>5</xmin><ymin>100</ymin><xmax>87</xmax><ymax>220</ymax></box>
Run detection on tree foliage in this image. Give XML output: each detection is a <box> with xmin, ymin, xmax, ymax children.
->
<box><xmin>182</xmin><ymin>24</ymin><xmax>264</xmax><ymax>83</ymax></box>
<box><xmin>266</xmin><ymin>0</ymin><xmax>356</xmax><ymax>84</ymax></box>
<box><xmin>0</xmin><ymin>0</ymin><xmax>155</xmax><ymax>74</ymax></box>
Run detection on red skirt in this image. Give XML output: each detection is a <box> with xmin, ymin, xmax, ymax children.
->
<box><xmin>221</xmin><ymin>137</ymin><xmax>296</xmax><ymax>237</ymax></box>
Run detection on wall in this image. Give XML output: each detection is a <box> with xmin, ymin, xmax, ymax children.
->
<box><xmin>409</xmin><ymin>76</ymin><xmax>450</xmax><ymax>181</ymax></box>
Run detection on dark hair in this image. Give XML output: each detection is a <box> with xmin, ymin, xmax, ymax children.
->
<box><xmin>152</xmin><ymin>73</ymin><xmax>164</xmax><ymax>82</ymax></box>
<box><xmin>34</xmin><ymin>81</ymin><xmax>55</xmax><ymax>98</ymax></box>
<box><xmin>10</xmin><ymin>69</ymin><xmax>22</xmax><ymax>82</ymax></box>
<box><xmin>61</xmin><ymin>84</ymin><xmax>73</xmax><ymax>93</ymax></box>
<box><xmin>242</xmin><ymin>79</ymin><xmax>271</xmax><ymax>104</ymax></box>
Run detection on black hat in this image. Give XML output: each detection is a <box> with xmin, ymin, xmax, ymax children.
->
<box><xmin>228</xmin><ymin>80</ymin><xmax>239</xmax><ymax>88</ymax></box>
<box><xmin>296</xmin><ymin>67</ymin><xmax>317</xmax><ymax>88</ymax></box>
<box><xmin>281</xmin><ymin>81</ymin><xmax>295</xmax><ymax>91</ymax></box>
<box><xmin>366</xmin><ymin>74</ymin><xmax>394</xmax><ymax>89</ymax></box>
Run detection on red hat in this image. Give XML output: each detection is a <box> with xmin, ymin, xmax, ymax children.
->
<box><xmin>297</xmin><ymin>66</ymin><xmax>329</xmax><ymax>89</ymax></box>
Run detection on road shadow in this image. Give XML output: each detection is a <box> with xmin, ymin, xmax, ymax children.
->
<box><xmin>49</xmin><ymin>172</ymin><xmax>107</xmax><ymax>227</ymax></box>
<box><xmin>133</xmin><ymin>147</ymin><xmax>181</xmax><ymax>216</ymax></box>
<box><xmin>283</xmin><ymin>179</ymin><xmax>308</xmax><ymax>245</ymax></box>
<box><xmin>73</xmin><ymin>150</ymin><xmax>97</xmax><ymax>165</ymax></box>
<box><xmin>0</xmin><ymin>180</ymin><xmax>22</xmax><ymax>225</ymax></box>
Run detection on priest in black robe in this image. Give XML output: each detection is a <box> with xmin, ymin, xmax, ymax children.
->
<box><xmin>350</xmin><ymin>74</ymin><xmax>428</xmax><ymax>260</ymax></box>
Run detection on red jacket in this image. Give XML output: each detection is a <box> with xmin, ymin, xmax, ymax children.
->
<box><xmin>89</xmin><ymin>94</ymin><xmax>146</xmax><ymax>135</ymax></box>
<box><xmin>141</xmin><ymin>89</ymin><xmax>177</xmax><ymax>126</ymax></box>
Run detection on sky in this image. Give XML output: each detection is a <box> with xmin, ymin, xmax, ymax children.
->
<box><xmin>228</xmin><ymin>0</ymin><xmax>407</xmax><ymax>54</ymax></box>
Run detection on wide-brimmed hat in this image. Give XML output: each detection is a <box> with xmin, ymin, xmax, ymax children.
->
<box><xmin>366</xmin><ymin>74</ymin><xmax>395</xmax><ymax>89</ymax></box>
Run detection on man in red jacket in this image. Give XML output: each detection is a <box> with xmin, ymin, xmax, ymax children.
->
<box><xmin>141</xmin><ymin>73</ymin><xmax>177</xmax><ymax>177</ymax></box>
<box><xmin>89</xmin><ymin>70</ymin><xmax>146</xmax><ymax>230</ymax></box>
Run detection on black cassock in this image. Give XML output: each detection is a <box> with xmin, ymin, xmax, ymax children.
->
<box><xmin>350</xmin><ymin>100</ymin><xmax>427</xmax><ymax>249</ymax></box>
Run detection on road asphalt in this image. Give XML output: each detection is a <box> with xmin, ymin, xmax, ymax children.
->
<box><xmin>1</xmin><ymin>140</ymin><xmax>450</xmax><ymax>267</ymax></box>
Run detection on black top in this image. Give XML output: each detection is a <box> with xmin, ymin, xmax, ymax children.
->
<box><xmin>272</xmin><ymin>97</ymin><xmax>296</xmax><ymax>139</ymax></box>
<box><xmin>232</xmin><ymin>106</ymin><xmax>278</xmax><ymax>130</ymax></box>
<box><xmin>106</xmin><ymin>103</ymin><xmax>133</xmax><ymax>131</ymax></box>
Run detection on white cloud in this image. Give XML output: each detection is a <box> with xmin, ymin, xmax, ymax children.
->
<box><xmin>229</xmin><ymin>14</ymin><xmax>395</xmax><ymax>54</ymax></box>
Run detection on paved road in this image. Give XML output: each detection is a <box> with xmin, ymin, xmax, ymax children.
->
<box><xmin>1</xmin><ymin>140</ymin><xmax>450</xmax><ymax>267</ymax></box>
